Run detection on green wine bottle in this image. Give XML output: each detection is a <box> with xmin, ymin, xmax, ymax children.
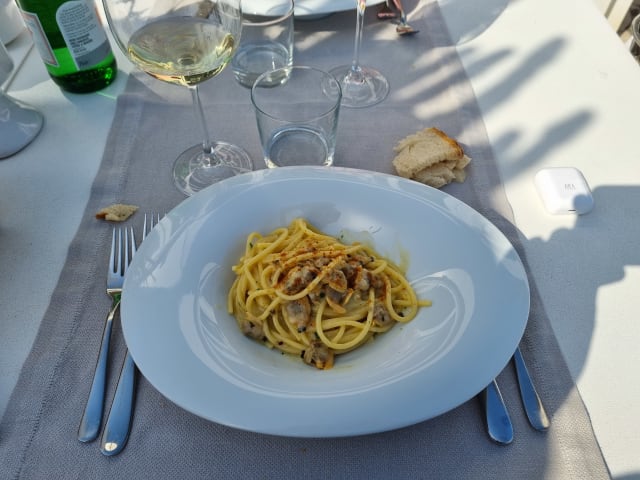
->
<box><xmin>15</xmin><ymin>0</ymin><xmax>117</xmax><ymax>93</ymax></box>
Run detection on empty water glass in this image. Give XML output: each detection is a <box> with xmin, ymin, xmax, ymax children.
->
<box><xmin>251</xmin><ymin>66</ymin><xmax>341</xmax><ymax>168</ymax></box>
<box><xmin>232</xmin><ymin>0</ymin><xmax>294</xmax><ymax>88</ymax></box>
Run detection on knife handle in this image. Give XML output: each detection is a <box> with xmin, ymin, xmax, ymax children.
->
<box><xmin>513</xmin><ymin>347</ymin><xmax>550</xmax><ymax>431</ymax></box>
<box><xmin>483</xmin><ymin>379</ymin><xmax>514</xmax><ymax>444</ymax></box>
<box><xmin>100</xmin><ymin>350</ymin><xmax>136</xmax><ymax>456</ymax></box>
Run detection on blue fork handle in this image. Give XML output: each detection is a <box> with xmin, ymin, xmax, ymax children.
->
<box><xmin>100</xmin><ymin>350</ymin><xmax>136</xmax><ymax>456</ymax></box>
<box><xmin>78</xmin><ymin>297</ymin><xmax>120</xmax><ymax>442</ymax></box>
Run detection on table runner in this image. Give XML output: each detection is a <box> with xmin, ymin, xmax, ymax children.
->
<box><xmin>0</xmin><ymin>2</ymin><xmax>610</xmax><ymax>478</ymax></box>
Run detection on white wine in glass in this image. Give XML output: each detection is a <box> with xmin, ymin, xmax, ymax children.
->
<box><xmin>329</xmin><ymin>0</ymin><xmax>389</xmax><ymax>108</ymax></box>
<box><xmin>103</xmin><ymin>0</ymin><xmax>252</xmax><ymax>196</ymax></box>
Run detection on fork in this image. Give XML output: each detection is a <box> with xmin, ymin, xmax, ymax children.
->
<box><xmin>78</xmin><ymin>227</ymin><xmax>135</xmax><ymax>443</ymax></box>
<box><xmin>100</xmin><ymin>214</ymin><xmax>160</xmax><ymax>456</ymax></box>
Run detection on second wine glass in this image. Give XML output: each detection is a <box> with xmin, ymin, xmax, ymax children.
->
<box><xmin>330</xmin><ymin>0</ymin><xmax>389</xmax><ymax>108</ymax></box>
<box><xmin>103</xmin><ymin>0</ymin><xmax>252</xmax><ymax>196</ymax></box>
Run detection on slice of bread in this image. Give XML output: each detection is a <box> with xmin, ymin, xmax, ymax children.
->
<box><xmin>392</xmin><ymin>127</ymin><xmax>470</xmax><ymax>188</ymax></box>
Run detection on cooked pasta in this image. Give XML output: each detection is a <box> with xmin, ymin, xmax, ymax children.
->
<box><xmin>227</xmin><ymin>218</ymin><xmax>431</xmax><ymax>369</ymax></box>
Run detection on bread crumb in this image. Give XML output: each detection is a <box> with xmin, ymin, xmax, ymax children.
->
<box><xmin>392</xmin><ymin>127</ymin><xmax>471</xmax><ymax>188</ymax></box>
<box><xmin>95</xmin><ymin>204</ymin><xmax>139</xmax><ymax>222</ymax></box>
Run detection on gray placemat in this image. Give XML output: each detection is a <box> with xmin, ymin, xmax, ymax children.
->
<box><xmin>0</xmin><ymin>2</ymin><xmax>610</xmax><ymax>478</ymax></box>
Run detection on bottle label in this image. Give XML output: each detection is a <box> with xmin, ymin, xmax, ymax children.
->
<box><xmin>20</xmin><ymin>11</ymin><xmax>58</xmax><ymax>66</ymax></box>
<box><xmin>56</xmin><ymin>1</ymin><xmax>111</xmax><ymax>70</ymax></box>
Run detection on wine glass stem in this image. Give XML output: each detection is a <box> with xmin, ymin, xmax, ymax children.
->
<box><xmin>350</xmin><ymin>1</ymin><xmax>366</xmax><ymax>77</ymax></box>
<box><xmin>190</xmin><ymin>84</ymin><xmax>216</xmax><ymax>166</ymax></box>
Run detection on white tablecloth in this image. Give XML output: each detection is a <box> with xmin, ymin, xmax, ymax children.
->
<box><xmin>1</xmin><ymin>0</ymin><xmax>639</xmax><ymax>477</ymax></box>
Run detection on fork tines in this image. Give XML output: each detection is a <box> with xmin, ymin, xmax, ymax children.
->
<box><xmin>142</xmin><ymin>213</ymin><xmax>162</xmax><ymax>240</ymax></box>
<box><xmin>113</xmin><ymin>227</ymin><xmax>136</xmax><ymax>273</ymax></box>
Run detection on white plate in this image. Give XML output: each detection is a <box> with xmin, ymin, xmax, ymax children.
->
<box><xmin>242</xmin><ymin>0</ymin><xmax>385</xmax><ymax>17</ymax></box>
<box><xmin>121</xmin><ymin>167</ymin><xmax>530</xmax><ymax>437</ymax></box>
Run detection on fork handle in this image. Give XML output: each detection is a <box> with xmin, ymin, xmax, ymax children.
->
<box><xmin>100</xmin><ymin>350</ymin><xmax>136</xmax><ymax>456</ymax></box>
<box><xmin>78</xmin><ymin>298</ymin><xmax>119</xmax><ymax>442</ymax></box>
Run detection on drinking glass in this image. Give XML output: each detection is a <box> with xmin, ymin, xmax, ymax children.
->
<box><xmin>329</xmin><ymin>0</ymin><xmax>389</xmax><ymax>108</ymax></box>
<box><xmin>251</xmin><ymin>66</ymin><xmax>341</xmax><ymax>168</ymax></box>
<box><xmin>231</xmin><ymin>0</ymin><xmax>294</xmax><ymax>88</ymax></box>
<box><xmin>102</xmin><ymin>0</ymin><xmax>252</xmax><ymax>196</ymax></box>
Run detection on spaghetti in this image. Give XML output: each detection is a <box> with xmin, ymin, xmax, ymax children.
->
<box><xmin>227</xmin><ymin>218</ymin><xmax>430</xmax><ymax>369</ymax></box>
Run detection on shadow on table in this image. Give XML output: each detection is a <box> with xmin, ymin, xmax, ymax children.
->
<box><xmin>524</xmin><ymin>184</ymin><xmax>640</xmax><ymax>379</ymax></box>
<box><xmin>616</xmin><ymin>474</ymin><xmax>640</xmax><ymax>480</ymax></box>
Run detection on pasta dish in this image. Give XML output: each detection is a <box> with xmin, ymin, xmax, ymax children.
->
<box><xmin>227</xmin><ymin>218</ymin><xmax>430</xmax><ymax>369</ymax></box>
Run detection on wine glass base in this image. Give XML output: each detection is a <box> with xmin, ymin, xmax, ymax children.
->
<box><xmin>0</xmin><ymin>93</ymin><xmax>44</xmax><ymax>159</ymax></box>
<box><xmin>329</xmin><ymin>65</ymin><xmax>389</xmax><ymax>108</ymax></box>
<box><xmin>173</xmin><ymin>142</ymin><xmax>253</xmax><ymax>196</ymax></box>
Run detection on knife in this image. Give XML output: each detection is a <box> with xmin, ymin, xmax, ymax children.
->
<box><xmin>513</xmin><ymin>347</ymin><xmax>550</xmax><ymax>431</ymax></box>
<box><xmin>100</xmin><ymin>351</ymin><xmax>136</xmax><ymax>456</ymax></box>
<box><xmin>482</xmin><ymin>379</ymin><xmax>514</xmax><ymax>444</ymax></box>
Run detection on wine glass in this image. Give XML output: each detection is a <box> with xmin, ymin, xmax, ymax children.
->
<box><xmin>102</xmin><ymin>0</ymin><xmax>252</xmax><ymax>196</ymax></box>
<box><xmin>329</xmin><ymin>0</ymin><xmax>389</xmax><ymax>108</ymax></box>
<box><xmin>1</xmin><ymin>40</ymin><xmax>43</xmax><ymax>158</ymax></box>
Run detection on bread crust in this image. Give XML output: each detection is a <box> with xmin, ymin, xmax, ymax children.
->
<box><xmin>430</xmin><ymin>127</ymin><xmax>464</xmax><ymax>158</ymax></box>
